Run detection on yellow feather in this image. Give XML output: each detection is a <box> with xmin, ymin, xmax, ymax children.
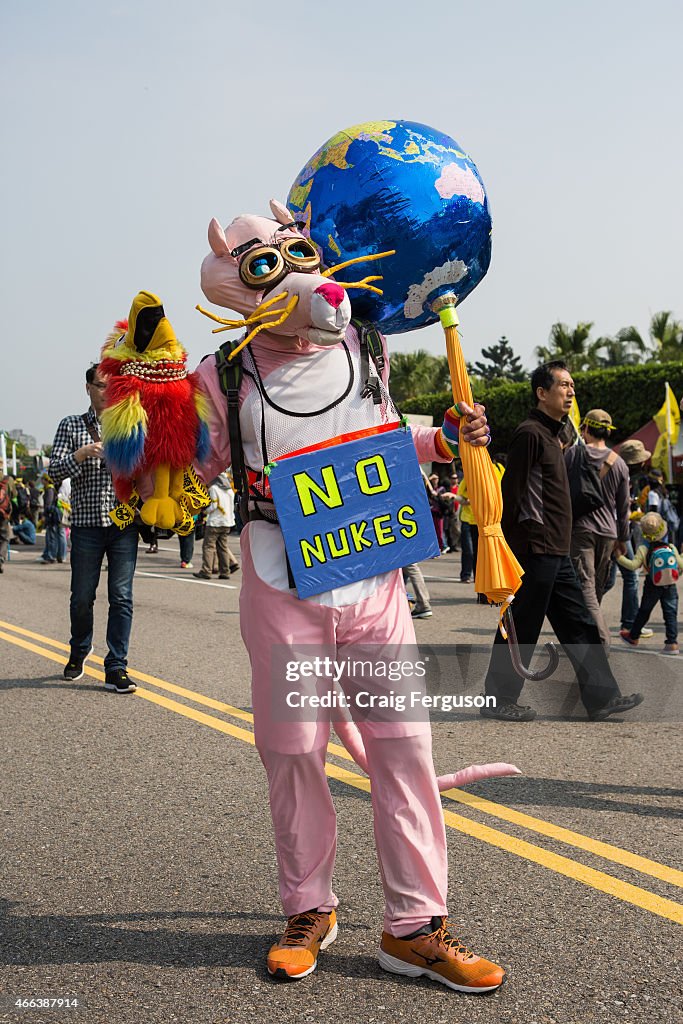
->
<box><xmin>102</xmin><ymin>338</ymin><xmax>187</xmax><ymax>364</ymax></box>
<box><xmin>102</xmin><ymin>393</ymin><xmax>148</xmax><ymax>442</ymax></box>
<box><xmin>194</xmin><ymin>388</ymin><xmax>211</xmax><ymax>424</ymax></box>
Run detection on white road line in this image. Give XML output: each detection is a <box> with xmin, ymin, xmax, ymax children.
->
<box><xmin>135</xmin><ymin>570</ymin><xmax>236</xmax><ymax>589</ymax></box>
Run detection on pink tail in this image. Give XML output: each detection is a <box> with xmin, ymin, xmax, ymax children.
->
<box><xmin>333</xmin><ymin>718</ymin><xmax>370</xmax><ymax>772</ymax></box>
<box><xmin>435</xmin><ymin>763</ymin><xmax>522</xmax><ymax>789</ymax></box>
<box><xmin>332</xmin><ymin>719</ymin><xmax>521</xmax><ymax>790</ymax></box>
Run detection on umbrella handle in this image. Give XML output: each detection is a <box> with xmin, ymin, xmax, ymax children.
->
<box><xmin>501</xmin><ymin>606</ymin><xmax>560</xmax><ymax>681</ymax></box>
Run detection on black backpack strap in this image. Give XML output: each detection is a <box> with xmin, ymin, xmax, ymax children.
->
<box><xmin>352</xmin><ymin>317</ymin><xmax>385</xmax><ymax>406</ymax></box>
<box><xmin>215</xmin><ymin>337</ymin><xmax>249</xmax><ymax>521</ymax></box>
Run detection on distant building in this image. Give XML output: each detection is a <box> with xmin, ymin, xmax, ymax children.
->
<box><xmin>8</xmin><ymin>429</ymin><xmax>37</xmax><ymax>450</ymax></box>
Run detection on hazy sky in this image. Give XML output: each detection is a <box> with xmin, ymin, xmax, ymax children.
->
<box><xmin>2</xmin><ymin>0</ymin><xmax>681</xmax><ymax>445</ymax></box>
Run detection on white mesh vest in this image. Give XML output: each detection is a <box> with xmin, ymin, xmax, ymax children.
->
<box><xmin>240</xmin><ymin>330</ymin><xmax>397</xmax><ymax>475</ymax></box>
<box><xmin>239</xmin><ymin>327</ymin><xmax>400</xmax><ymax>606</ymax></box>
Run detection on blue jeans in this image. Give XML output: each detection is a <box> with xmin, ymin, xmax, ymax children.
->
<box><xmin>631</xmin><ymin>578</ymin><xmax>678</xmax><ymax>645</ymax></box>
<box><xmin>69</xmin><ymin>525</ymin><xmax>138</xmax><ymax>671</ymax></box>
<box><xmin>13</xmin><ymin>520</ymin><xmax>36</xmax><ymax>544</ymax></box>
<box><xmin>44</xmin><ymin>522</ymin><xmax>66</xmax><ymax>561</ymax></box>
<box><xmin>179</xmin><ymin>530</ymin><xmax>195</xmax><ymax>563</ymax></box>
<box><xmin>603</xmin><ymin>538</ymin><xmax>640</xmax><ymax>629</ymax></box>
<box><xmin>56</xmin><ymin>526</ymin><xmax>68</xmax><ymax>562</ymax></box>
<box><xmin>618</xmin><ymin>539</ymin><xmax>640</xmax><ymax>630</ymax></box>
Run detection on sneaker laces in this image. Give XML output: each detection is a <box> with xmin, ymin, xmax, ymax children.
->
<box><xmin>280</xmin><ymin>911</ymin><xmax>326</xmax><ymax>946</ymax></box>
<box><xmin>430</xmin><ymin>919</ymin><xmax>476</xmax><ymax>960</ymax></box>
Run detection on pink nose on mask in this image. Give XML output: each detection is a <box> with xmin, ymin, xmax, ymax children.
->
<box><xmin>314</xmin><ymin>282</ymin><xmax>346</xmax><ymax>310</ymax></box>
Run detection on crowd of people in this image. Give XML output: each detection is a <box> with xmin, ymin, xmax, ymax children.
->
<box><xmin>2</xmin><ymin>352</ymin><xmax>682</xmax><ymax>998</ymax></box>
<box><xmin>0</xmin><ymin>363</ymin><xmax>240</xmax><ymax>692</ymax></box>
<box><xmin>1</xmin><ymin>358</ymin><xmax>681</xmax><ymax>704</ymax></box>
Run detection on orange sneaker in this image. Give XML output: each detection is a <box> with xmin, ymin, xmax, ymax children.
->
<box><xmin>379</xmin><ymin>916</ymin><xmax>505</xmax><ymax>993</ymax></box>
<box><xmin>267</xmin><ymin>909</ymin><xmax>337</xmax><ymax>980</ymax></box>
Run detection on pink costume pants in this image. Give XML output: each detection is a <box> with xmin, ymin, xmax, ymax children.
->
<box><xmin>239</xmin><ymin>525</ymin><xmax>448</xmax><ymax>936</ymax></box>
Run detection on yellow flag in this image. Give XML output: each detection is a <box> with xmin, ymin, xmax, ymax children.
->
<box><xmin>653</xmin><ymin>384</ymin><xmax>680</xmax><ymax>444</ymax></box>
<box><xmin>569</xmin><ymin>397</ymin><xmax>581</xmax><ymax>432</ymax></box>
<box><xmin>651</xmin><ymin>433</ymin><xmax>670</xmax><ymax>481</ymax></box>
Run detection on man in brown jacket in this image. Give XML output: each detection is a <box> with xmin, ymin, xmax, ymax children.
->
<box><xmin>481</xmin><ymin>362</ymin><xmax>643</xmax><ymax>722</ymax></box>
<box><xmin>565</xmin><ymin>410</ymin><xmax>631</xmax><ymax>647</ymax></box>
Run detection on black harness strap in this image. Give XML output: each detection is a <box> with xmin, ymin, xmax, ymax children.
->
<box><xmin>215</xmin><ymin>338</ymin><xmax>249</xmax><ymax>523</ymax></box>
<box><xmin>214</xmin><ymin>321</ymin><xmax>395</xmax><ymax>590</ymax></box>
<box><xmin>352</xmin><ymin>318</ymin><xmax>385</xmax><ymax>405</ymax></box>
<box><xmin>356</xmin><ymin>320</ymin><xmax>383</xmax><ymax>405</ymax></box>
<box><xmin>352</xmin><ymin>317</ymin><xmax>405</xmax><ymax>420</ymax></box>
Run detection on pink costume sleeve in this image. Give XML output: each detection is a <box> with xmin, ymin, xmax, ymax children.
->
<box><xmin>193</xmin><ymin>356</ymin><xmax>233</xmax><ymax>483</ymax></box>
<box><xmin>410</xmin><ymin>424</ymin><xmax>452</xmax><ymax>464</ymax></box>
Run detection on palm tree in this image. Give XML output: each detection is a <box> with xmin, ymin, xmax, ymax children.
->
<box><xmin>590</xmin><ymin>333</ymin><xmax>645</xmax><ymax>367</ymax></box>
<box><xmin>535</xmin><ymin>322</ymin><xmax>598</xmax><ymax>372</ymax></box>
<box><xmin>615</xmin><ymin>311</ymin><xmax>683</xmax><ymax>363</ymax></box>
<box><xmin>388</xmin><ymin>350</ymin><xmax>447</xmax><ymax>404</ymax></box>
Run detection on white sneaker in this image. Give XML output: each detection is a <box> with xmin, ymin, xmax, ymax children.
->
<box><xmin>180</xmin><ymin>561</ymin><xmax>193</xmax><ymax>569</ymax></box>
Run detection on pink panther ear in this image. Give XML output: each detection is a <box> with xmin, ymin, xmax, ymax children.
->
<box><xmin>208</xmin><ymin>218</ymin><xmax>233</xmax><ymax>258</ymax></box>
<box><xmin>269</xmin><ymin>199</ymin><xmax>295</xmax><ymax>226</ymax></box>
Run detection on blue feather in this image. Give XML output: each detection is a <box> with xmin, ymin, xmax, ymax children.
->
<box><xmin>105</xmin><ymin>427</ymin><xmax>146</xmax><ymax>477</ymax></box>
<box><xmin>195</xmin><ymin>420</ymin><xmax>210</xmax><ymax>464</ymax></box>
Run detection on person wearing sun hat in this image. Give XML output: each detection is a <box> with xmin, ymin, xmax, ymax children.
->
<box><xmin>611</xmin><ymin>436</ymin><xmax>654</xmax><ymax>637</ymax></box>
<box><xmin>565</xmin><ymin>409</ymin><xmax>630</xmax><ymax>647</ymax></box>
<box><xmin>618</xmin><ymin>438</ymin><xmax>652</xmax><ymax>468</ymax></box>
<box><xmin>618</xmin><ymin>511</ymin><xmax>683</xmax><ymax>655</ymax></box>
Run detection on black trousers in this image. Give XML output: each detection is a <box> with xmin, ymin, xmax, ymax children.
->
<box><xmin>484</xmin><ymin>554</ymin><xmax>621</xmax><ymax>714</ymax></box>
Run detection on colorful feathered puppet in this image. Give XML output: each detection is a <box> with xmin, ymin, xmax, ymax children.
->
<box><xmin>100</xmin><ymin>291</ymin><xmax>210</xmax><ymax>530</ymax></box>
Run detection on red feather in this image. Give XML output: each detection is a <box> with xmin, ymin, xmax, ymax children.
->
<box><xmin>103</xmin><ymin>367</ymin><xmax>203</xmax><ymax>471</ymax></box>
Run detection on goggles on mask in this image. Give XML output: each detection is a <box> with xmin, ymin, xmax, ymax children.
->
<box><xmin>234</xmin><ymin>236</ymin><xmax>321</xmax><ymax>290</ymax></box>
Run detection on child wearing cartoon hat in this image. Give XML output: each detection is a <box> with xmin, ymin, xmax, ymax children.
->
<box><xmin>618</xmin><ymin>512</ymin><xmax>683</xmax><ymax>655</ymax></box>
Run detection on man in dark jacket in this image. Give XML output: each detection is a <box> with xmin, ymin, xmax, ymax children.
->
<box><xmin>481</xmin><ymin>361</ymin><xmax>643</xmax><ymax>722</ymax></box>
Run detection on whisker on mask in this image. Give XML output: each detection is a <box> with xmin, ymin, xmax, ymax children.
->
<box><xmin>321</xmin><ymin>249</ymin><xmax>396</xmax><ymax>279</ymax></box>
<box><xmin>196</xmin><ymin>292</ymin><xmax>300</xmax><ymax>361</ymax></box>
<box><xmin>335</xmin><ymin>275</ymin><xmax>384</xmax><ymax>297</ymax></box>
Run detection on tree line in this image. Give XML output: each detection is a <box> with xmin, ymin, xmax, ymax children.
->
<box><xmin>388</xmin><ymin>311</ymin><xmax>683</xmax><ymax>405</ymax></box>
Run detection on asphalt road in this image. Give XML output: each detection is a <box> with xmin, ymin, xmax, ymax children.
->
<box><xmin>0</xmin><ymin>535</ymin><xmax>681</xmax><ymax>1024</ymax></box>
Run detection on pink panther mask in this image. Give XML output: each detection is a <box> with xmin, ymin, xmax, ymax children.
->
<box><xmin>200</xmin><ymin>199</ymin><xmax>352</xmax><ymax>347</ymax></box>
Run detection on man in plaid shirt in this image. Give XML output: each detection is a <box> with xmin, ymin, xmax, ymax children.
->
<box><xmin>48</xmin><ymin>364</ymin><xmax>137</xmax><ymax>693</ymax></box>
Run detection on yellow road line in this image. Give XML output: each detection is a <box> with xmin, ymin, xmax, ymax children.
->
<box><xmin>441</xmin><ymin>788</ymin><xmax>683</xmax><ymax>890</ymax></box>
<box><xmin>134</xmin><ymin>687</ymin><xmax>256</xmax><ymax>745</ymax></box>
<box><xmin>2</xmin><ymin>623</ymin><xmax>683</xmax><ymax>926</ymax></box>
<box><xmin>322</xmin><ymin>761</ymin><xmax>683</xmax><ymax>926</ymax></box>
<box><xmin>3</xmin><ymin>618</ymin><xmax>680</xmax><ymax>891</ymax></box>
<box><xmin>439</xmin><ymin>806</ymin><xmax>683</xmax><ymax>926</ymax></box>
<box><xmin>0</xmin><ymin>619</ymin><xmax>254</xmax><ymax>723</ymax></box>
<box><xmin>0</xmin><ymin>630</ymin><xmax>256</xmax><ymax>746</ymax></box>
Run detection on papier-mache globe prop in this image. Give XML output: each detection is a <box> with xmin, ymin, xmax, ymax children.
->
<box><xmin>288</xmin><ymin>120</ymin><xmax>557</xmax><ymax>681</ymax></box>
<box><xmin>286</xmin><ymin>119</ymin><xmax>492</xmax><ymax>334</ymax></box>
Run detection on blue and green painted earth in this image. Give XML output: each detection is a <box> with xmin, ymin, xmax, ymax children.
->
<box><xmin>287</xmin><ymin>120</ymin><xmax>492</xmax><ymax>335</ymax></box>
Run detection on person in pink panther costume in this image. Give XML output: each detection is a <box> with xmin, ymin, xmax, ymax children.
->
<box><xmin>194</xmin><ymin>199</ymin><xmax>507</xmax><ymax>993</ymax></box>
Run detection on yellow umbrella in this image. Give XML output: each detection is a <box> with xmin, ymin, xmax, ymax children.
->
<box><xmin>432</xmin><ymin>294</ymin><xmax>558</xmax><ymax>680</ymax></box>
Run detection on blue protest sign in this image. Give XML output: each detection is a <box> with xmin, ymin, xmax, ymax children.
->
<box><xmin>268</xmin><ymin>425</ymin><xmax>440</xmax><ymax>598</ymax></box>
